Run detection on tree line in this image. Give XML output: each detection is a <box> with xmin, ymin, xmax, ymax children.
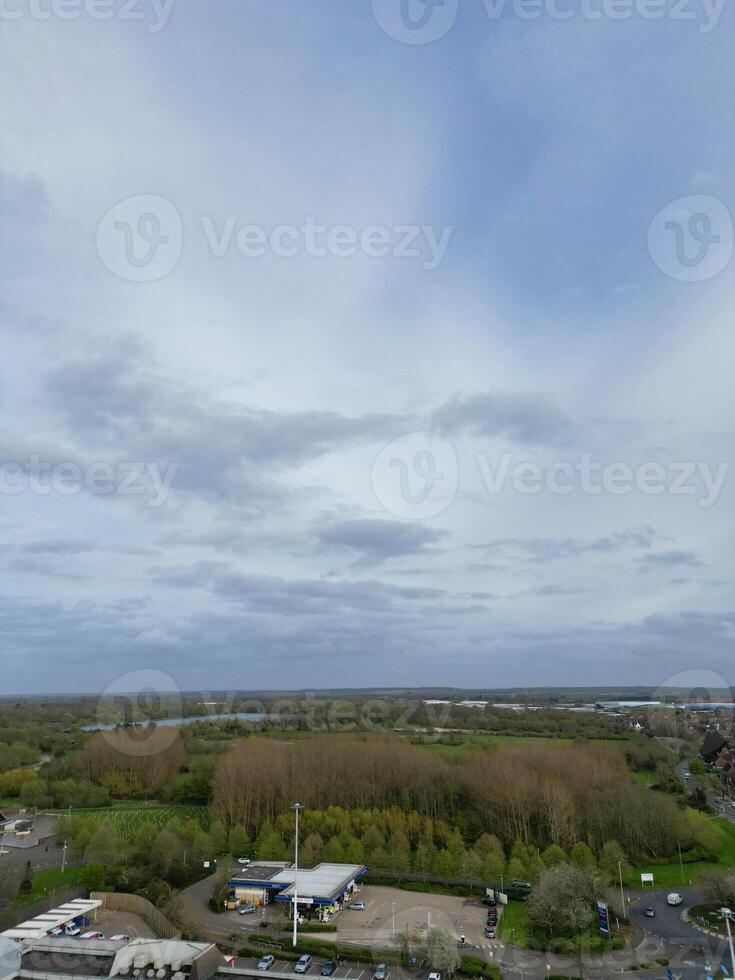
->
<box><xmin>212</xmin><ymin>734</ymin><xmax>697</xmax><ymax>863</ymax></box>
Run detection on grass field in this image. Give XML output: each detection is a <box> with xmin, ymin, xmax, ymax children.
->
<box><xmin>15</xmin><ymin>866</ymin><xmax>82</xmax><ymax>906</ymax></box>
<box><xmin>497</xmin><ymin>900</ymin><xmax>532</xmax><ymax>948</ymax></box>
<box><xmin>417</xmin><ymin>734</ymin><xmax>628</xmax><ymax>756</ymax></box>
<box><xmin>631</xmin><ymin>817</ymin><xmax>735</xmax><ymax>887</ymax></box>
<box><xmin>47</xmin><ymin>804</ymin><xmax>206</xmax><ymax>837</ymax></box>
<box><xmin>631</xmin><ymin>770</ymin><xmax>656</xmax><ymax>786</ymax></box>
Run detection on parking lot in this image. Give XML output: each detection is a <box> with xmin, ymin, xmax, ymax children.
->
<box><xmin>91</xmin><ymin>909</ymin><xmax>157</xmax><ymax>940</ymax></box>
<box><xmin>331</xmin><ymin>885</ymin><xmax>494</xmax><ymax>950</ymax></box>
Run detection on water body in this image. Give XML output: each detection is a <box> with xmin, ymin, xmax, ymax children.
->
<box><xmin>82</xmin><ymin>711</ymin><xmax>266</xmax><ymax>731</ymax></box>
<box><xmin>684</xmin><ymin>703</ymin><xmax>735</xmax><ymax>710</ymax></box>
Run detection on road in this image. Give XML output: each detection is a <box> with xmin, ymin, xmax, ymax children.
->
<box><xmin>676</xmin><ymin>761</ymin><xmax>735</xmax><ymax>824</ymax></box>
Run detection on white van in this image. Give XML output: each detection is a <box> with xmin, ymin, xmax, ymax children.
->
<box><xmin>667</xmin><ymin>893</ymin><xmax>683</xmax><ymax>906</ymax></box>
<box><xmin>65</xmin><ymin>924</ymin><xmax>81</xmax><ymax>936</ymax></box>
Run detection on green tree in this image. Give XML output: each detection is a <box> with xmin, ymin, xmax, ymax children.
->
<box><xmin>322</xmin><ymin>836</ymin><xmax>344</xmax><ymax>862</ymax></box>
<box><xmin>301</xmin><ymin>832</ymin><xmax>324</xmax><ymax>866</ymax></box>
<box><xmin>569</xmin><ymin>842</ymin><xmax>596</xmax><ymax>870</ymax></box>
<box><xmin>598</xmin><ymin>840</ymin><xmax>629</xmax><ymax>884</ymax></box>
<box><xmin>229</xmin><ymin>825</ymin><xmax>253</xmax><ymax>858</ymax></box>
<box><xmin>541</xmin><ymin>844</ymin><xmax>567</xmax><ymax>868</ymax></box>
<box><xmin>85</xmin><ymin>821</ymin><xmax>120</xmax><ymax>865</ymax></box>
<box><xmin>79</xmin><ymin>863</ymin><xmax>106</xmax><ymax>892</ymax></box>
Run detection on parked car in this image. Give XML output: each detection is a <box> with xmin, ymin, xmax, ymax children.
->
<box><xmin>80</xmin><ymin>931</ymin><xmax>105</xmax><ymax>940</ymax></box>
<box><xmin>65</xmin><ymin>925</ymin><xmax>81</xmax><ymax>937</ymax></box>
<box><xmin>295</xmin><ymin>955</ymin><xmax>312</xmax><ymax>974</ymax></box>
<box><xmin>487</xmin><ymin>911</ymin><xmax>497</xmax><ymax>923</ymax></box>
<box><xmin>110</xmin><ymin>935</ymin><xmax>131</xmax><ymax>941</ymax></box>
<box><xmin>237</xmin><ymin>857</ymin><xmax>251</xmax><ymax>865</ymax></box>
<box><xmin>373</xmin><ymin>965</ymin><xmax>388</xmax><ymax>980</ymax></box>
<box><xmin>427</xmin><ymin>973</ymin><xmax>442</xmax><ymax>980</ymax></box>
<box><xmin>482</xmin><ymin>896</ymin><xmax>497</xmax><ymax>907</ymax></box>
<box><xmin>667</xmin><ymin>893</ymin><xmax>683</xmax><ymax>906</ymax></box>
<box><xmin>484</xmin><ymin>926</ymin><xmax>496</xmax><ymax>939</ymax></box>
<box><xmin>257</xmin><ymin>955</ymin><xmax>275</xmax><ymax>971</ymax></box>
<box><xmin>644</xmin><ymin>907</ymin><xmax>655</xmax><ymax>918</ymax></box>
<box><xmin>348</xmin><ymin>901</ymin><xmax>366</xmax><ymax>911</ymax></box>
<box><xmin>48</xmin><ymin>928</ymin><xmax>64</xmax><ymax>937</ymax></box>
<box><xmin>320</xmin><ymin>962</ymin><xmax>337</xmax><ymax>976</ymax></box>
<box><xmin>239</xmin><ymin>903</ymin><xmax>257</xmax><ymax>915</ymax></box>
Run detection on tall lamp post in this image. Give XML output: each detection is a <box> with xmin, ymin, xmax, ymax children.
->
<box><xmin>721</xmin><ymin>907</ymin><xmax>735</xmax><ymax>978</ymax></box>
<box><xmin>618</xmin><ymin>861</ymin><xmax>626</xmax><ymax>918</ymax></box>
<box><xmin>291</xmin><ymin>803</ymin><xmax>304</xmax><ymax>948</ymax></box>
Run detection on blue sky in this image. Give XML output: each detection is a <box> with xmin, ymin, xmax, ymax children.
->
<box><xmin>0</xmin><ymin>0</ymin><xmax>733</xmax><ymax>693</ymax></box>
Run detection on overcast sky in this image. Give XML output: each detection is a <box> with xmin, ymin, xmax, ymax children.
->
<box><xmin>1</xmin><ymin>0</ymin><xmax>733</xmax><ymax>695</ymax></box>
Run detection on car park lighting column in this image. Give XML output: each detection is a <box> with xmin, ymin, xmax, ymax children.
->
<box><xmin>721</xmin><ymin>908</ymin><xmax>735</xmax><ymax>977</ymax></box>
<box><xmin>292</xmin><ymin>803</ymin><xmax>304</xmax><ymax>948</ymax></box>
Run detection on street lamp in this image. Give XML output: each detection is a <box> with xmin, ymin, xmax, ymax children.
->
<box><xmin>720</xmin><ymin>907</ymin><xmax>735</xmax><ymax>978</ymax></box>
<box><xmin>392</xmin><ymin>901</ymin><xmax>396</xmax><ymax>941</ymax></box>
<box><xmin>291</xmin><ymin>803</ymin><xmax>304</xmax><ymax>948</ymax></box>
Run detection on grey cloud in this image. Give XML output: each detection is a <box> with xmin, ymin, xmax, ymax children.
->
<box><xmin>317</xmin><ymin>518</ymin><xmax>445</xmax><ymax>567</ymax></box>
<box><xmin>475</xmin><ymin>526</ymin><xmax>656</xmax><ymax>563</ymax></box>
<box><xmin>432</xmin><ymin>391</ymin><xmax>574</xmax><ymax>445</ymax></box>
<box><xmin>637</xmin><ymin>550</ymin><xmax>703</xmax><ymax>571</ymax></box>
<box><xmin>21</xmin><ymin>539</ymin><xmax>95</xmax><ymax>555</ymax></box>
<box><xmin>6</xmin><ymin>557</ymin><xmax>89</xmax><ymax>579</ymax></box>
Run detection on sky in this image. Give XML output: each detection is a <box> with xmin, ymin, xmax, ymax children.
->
<box><xmin>1</xmin><ymin>0</ymin><xmax>734</xmax><ymax>695</ymax></box>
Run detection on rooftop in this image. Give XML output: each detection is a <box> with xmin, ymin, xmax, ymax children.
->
<box><xmin>231</xmin><ymin>861</ymin><xmax>365</xmax><ymax>903</ymax></box>
<box><xmin>1</xmin><ymin>900</ymin><xmax>102</xmax><ymax>942</ymax></box>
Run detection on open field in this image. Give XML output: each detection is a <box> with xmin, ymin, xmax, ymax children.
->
<box><xmin>631</xmin><ymin>770</ymin><xmax>656</xmax><ymax>786</ymax></box>
<box><xmin>416</xmin><ymin>734</ymin><xmax>630</xmax><ymax>756</ymax></box>
<box><xmin>47</xmin><ymin>804</ymin><xmax>207</xmax><ymax>836</ymax></box>
<box><xmin>497</xmin><ymin>900</ymin><xmax>531</xmax><ymax>949</ymax></box>
<box><xmin>14</xmin><ymin>866</ymin><xmax>82</xmax><ymax>905</ymax></box>
<box><xmin>631</xmin><ymin>817</ymin><xmax>735</xmax><ymax>887</ymax></box>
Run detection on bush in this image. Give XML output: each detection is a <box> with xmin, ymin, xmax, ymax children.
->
<box><xmin>239</xmin><ymin>945</ymin><xmax>300</xmax><ymax>961</ymax></box>
<box><xmin>458</xmin><ymin>954</ymin><xmax>500</xmax><ymax>978</ymax></box>
<box><xmin>297</xmin><ymin>923</ymin><xmax>338</xmax><ymax>933</ymax></box>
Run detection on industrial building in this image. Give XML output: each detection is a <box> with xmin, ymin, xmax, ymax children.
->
<box><xmin>1</xmin><ymin>899</ymin><xmax>102</xmax><ymax>942</ymax></box>
<box><xmin>228</xmin><ymin>861</ymin><xmax>365</xmax><ymax>916</ymax></box>
<box><xmin>0</xmin><ymin>936</ymin><xmax>226</xmax><ymax>980</ymax></box>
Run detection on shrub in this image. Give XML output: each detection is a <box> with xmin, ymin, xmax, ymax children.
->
<box><xmin>458</xmin><ymin>954</ymin><xmax>500</xmax><ymax>978</ymax></box>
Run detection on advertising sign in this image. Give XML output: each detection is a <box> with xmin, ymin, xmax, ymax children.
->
<box><xmin>597</xmin><ymin>900</ymin><xmax>610</xmax><ymax>937</ymax></box>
